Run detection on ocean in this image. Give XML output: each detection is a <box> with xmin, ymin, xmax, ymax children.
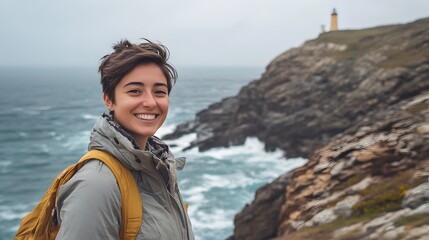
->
<box><xmin>0</xmin><ymin>66</ymin><xmax>306</xmax><ymax>240</ymax></box>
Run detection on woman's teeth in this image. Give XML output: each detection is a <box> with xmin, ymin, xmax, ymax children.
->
<box><xmin>136</xmin><ymin>114</ymin><xmax>156</xmax><ymax>120</ymax></box>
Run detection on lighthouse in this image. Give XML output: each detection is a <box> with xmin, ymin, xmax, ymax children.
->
<box><xmin>330</xmin><ymin>8</ymin><xmax>338</xmax><ymax>31</ymax></box>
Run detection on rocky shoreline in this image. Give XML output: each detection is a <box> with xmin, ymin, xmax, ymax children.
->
<box><xmin>165</xmin><ymin>18</ymin><xmax>429</xmax><ymax>159</ymax></box>
<box><xmin>230</xmin><ymin>92</ymin><xmax>429</xmax><ymax>240</ymax></box>
<box><xmin>168</xmin><ymin>17</ymin><xmax>429</xmax><ymax>239</ymax></box>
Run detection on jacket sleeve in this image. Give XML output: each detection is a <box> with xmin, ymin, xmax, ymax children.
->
<box><xmin>55</xmin><ymin>160</ymin><xmax>122</xmax><ymax>240</ymax></box>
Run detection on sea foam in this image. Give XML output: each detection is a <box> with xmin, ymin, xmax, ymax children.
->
<box><xmin>167</xmin><ymin>133</ymin><xmax>307</xmax><ymax>239</ymax></box>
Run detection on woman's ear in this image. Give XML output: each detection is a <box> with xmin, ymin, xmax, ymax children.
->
<box><xmin>103</xmin><ymin>93</ymin><xmax>114</xmax><ymax>111</ymax></box>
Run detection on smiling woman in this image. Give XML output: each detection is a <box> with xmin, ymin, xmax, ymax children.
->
<box><xmin>15</xmin><ymin>40</ymin><xmax>195</xmax><ymax>240</ymax></box>
<box><xmin>104</xmin><ymin>64</ymin><xmax>170</xmax><ymax>148</ymax></box>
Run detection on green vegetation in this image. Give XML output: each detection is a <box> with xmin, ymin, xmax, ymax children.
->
<box><xmin>352</xmin><ymin>170</ymin><xmax>427</xmax><ymax>215</ymax></box>
<box><xmin>313</xmin><ymin>25</ymin><xmax>398</xmax><ymax>46</ymax></box>
<box><xmin>378</xmin><ymin>48</ymin><xmax>429</xmax><ymax>68</ymax></box>
<box><xmin>285</xmin><ymin>169</ymin><xmax>427</xmax><ymax>239</ymax></box>
<box><xmin>332</xmin><ymin>173</ymin><xmax>366</xmax><ymax>192</ymax></box>
<box><xmin>309</xmin><ymin>25</ymin><xmax>399</xmax><ymax>61</ymax></box>
<box><xmin>288</xmin><ymin>213</ymin><xmax>379</xmax><ymax>240</ymax></box>
<box><xmin>309</xmin><ymin>22</ymin><xmax>429</xmax><ymax>68</ymax></box>
<box><xmin>394</xmin><ymin>214</ymin><xmax>429</xmax><ymax>228</ymax></box>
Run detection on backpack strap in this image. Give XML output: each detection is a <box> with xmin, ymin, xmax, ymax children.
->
<box><xmin>78</xmin><ymin>150</ymin><xmax>142</xmax><ymax>240</ymax></box>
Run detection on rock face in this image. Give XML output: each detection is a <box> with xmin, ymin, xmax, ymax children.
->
<box><xmin>218</xmin><ymin>18</ymin><xmax>429</xmax><ymax>240</ymax></box>
<box><xmin>165</xmin><ymin>17</ymin><xmax>429</xmax><ymax>158</ymax></box>
<box><xmin>229</xmin><ymin>91</ymin><xmax>429</xmax><ymax>239</ymax></box>
<box><xmin>230</xmin><ymin>173</ymin><xmax>292</xmax><ymax>240</ymax></box>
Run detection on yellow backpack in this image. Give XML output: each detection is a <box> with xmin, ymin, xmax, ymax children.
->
<box><xmin>15</xmin><ymin>150</ymin><xmax>142</xmax><ymax>240</ymax></box>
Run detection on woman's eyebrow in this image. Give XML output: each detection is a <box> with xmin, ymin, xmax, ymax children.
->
<box><xmin>154</xmin><ymin>82</ymin><xmax>168</xmax><ymax>88</ymax></box>
<box><xmin>124</xmin><ymin>82</ymin><xmax>144</xmax><ymax>87</ymax></box>
<box><xmin>123</xmin><ymin>82</ymin><xmax>167</xmax><ymax>88</ymax></box>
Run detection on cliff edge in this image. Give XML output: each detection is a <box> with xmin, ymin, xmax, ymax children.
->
<box><xmin>165</xmin><ymin>17</ymin><xmax>429</xmax><ymax>158</ymax></box>
<box><xmin>227</xmin><ymin>17</ymin><xmax>429</xmax><ymax>240</ymax></box>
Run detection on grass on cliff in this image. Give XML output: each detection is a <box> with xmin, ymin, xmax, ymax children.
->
<box><xmin>310</xmin><ymin>25</ymin><xmax>398</xmax><ymax>61</ymax></box>
<box><xmin>331</xmin><ymin>173</ymin><xmax>366</xmax><ymax>192</ymax></box>
<box><xmin>352</xmin><ymin>170</ymin><xmax>427</xmax><ymax>215</ymax></box>
<box><xmin>394</xmin><ymin>213</ymin><xmax>429</xmax><ymax>228</ymax></box>
<box><xmin>285</xmin><ymin>170</ymin><xmax>427</xmax><ymax>239</ymax></box>
<box><xmin>310</xmin><ymin>23</ymin><xmax>429</xmax><ymax>68</ymax></box>
<box><xmin>284</xmin><ymin>214</ymin><xmax>378</xmax><ymax>240</ymax></box>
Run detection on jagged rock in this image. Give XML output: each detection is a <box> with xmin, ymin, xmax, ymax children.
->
<box><xmin>334</xmin><ymin>195</ymin><xmax>361</xmax><ymax>217</ymax></box>
<box><xmin>370</xmin><ymin>224</ymin><xmax>405</xmax><ymax>240</ymax></box>
<box><xmin>402</xmin><ymin>225</ymin><xmax>429</xmax><ymax>240</ymax></box>
<box><xmin>416</xmin><ymin>124</ymin><xmax>429</xmax><ymax>134</ymax></box>
<box><xmin>306</xmin><ymin>208</ymin><xmax>337</xmax><ymax>227</ymax></box>
<box><xmin>408</xmin><ymin>202</ymin><xmax>429</xmax><ymax>215</ymax></box>
<box><xmin>363</xmin><ymin>210</ymin><xmax>409</xmax><ymax>235</ymax></box>
<box><xmin>348</xmin><ymin>177</ymin><xmax>374</xmax><ymax>193</ymax></box>
<box><xmin>402</xmin><ymin>181</ymin><xmax>429</xmax><ymax>209</ymax></box>
<box><xmin>228</xmin><ymin>172</ymin><xmax>292</xmax><ymax>240</ymax></box>
<box><xmin>233</xmin><ymin>92</ymin><xmax>429</xmax><ymax>240</ymax></box>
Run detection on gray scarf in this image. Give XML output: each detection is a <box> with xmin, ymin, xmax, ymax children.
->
<box><xmin>88</xmin><ymin>113</ymin><xmax>186</xmax><ymax>193</ymax></box>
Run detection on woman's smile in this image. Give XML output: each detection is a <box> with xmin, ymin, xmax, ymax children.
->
<box><xmin>135</xmin><ymin>113</ymin><xmax>159</xmax><ymax>121</ymax></box>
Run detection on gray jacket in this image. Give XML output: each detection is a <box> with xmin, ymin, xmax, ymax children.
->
<box><xmin>55</xmin><ymin>113</ymin><xmax>195</xmax><ymax>240</ymax></box>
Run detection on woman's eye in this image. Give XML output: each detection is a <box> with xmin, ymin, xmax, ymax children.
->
<box><xmin>155</xmin><ymin>90</ymin><xmax>167</xmax><ymax>95</ymax></box>
<box><xmin>128</xmin><ymin>89</ymin><xmax>141</xmax><ymax>94</ymax></box>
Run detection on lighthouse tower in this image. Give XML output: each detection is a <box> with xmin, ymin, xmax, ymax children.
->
<box><xmin>330</xmin><ymin>8</ymin><xmax>338</xmax><ymax>31</ymax></box>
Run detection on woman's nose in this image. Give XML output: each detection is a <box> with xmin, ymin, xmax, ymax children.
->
<box><xmin>142</xmin><ymin>92</ymin><xmax>156</xmax><ymax>108</ymax></box>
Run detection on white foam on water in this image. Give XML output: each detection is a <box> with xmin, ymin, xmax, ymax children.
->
<box><xmin>25</xmin><ymin>110</ymin><xmax>41</xmax><ymax>116</ymax></box>
<box><xmin>0</xmin><ymin>210</ymin><xmax>26</xmax><ymax>221</ymax></box>
<box><xmin>48</xmin><ymin>131</ymin><xmax>57</xmax><ymax>137</ymax></box>
<box><xmin>61</xmin><ymin>130</ymin><xmax>90</xmax><ymax>151</ymax></box>
<box><xmin>164</xmin><ymin>133</ymin><xmax>197</xmax><ymax>153</ymax></box>
<box><xmin>39</xmin><ymin>144</ymin><xmax>50</xmax><ymax>154</ymax></box>
<box><xmin>0</xmin><ymin>161</ymin><xmax>12</xmax><ymax>167</ymax></box>
<box><xmin>200</xmin><ymin>137</ymin><xmax>280</xmax><ymax>160</ymax></box>
<box><xmin>0</xmin><ymin>204</ymin><xmax>32</xmax><ymax>221</ymax></box>
<box><xmin>0</xmin><ymin>160</ymin><xmax>12</xmax><ymax>174</ymax></box>
<box><xmin>192</xmin><ymin>209</ymin><xmax>235</xmax><ymax>230</ymax></box>
<box><xmin>170</xmin><ymin>135</ymin><xmax>307</xmax><ymax>239</ymax></box>
<box><xmin>36</xmin><ymin>106</ymin><xmax>52</xmax><ymax>111</ymax></box>
<box><xmin>156</xmin><ymin>124</ymin><xmax>177</xmax><ymax>139</ymax></box>
<box><xmin>81</xmin><ymin>113</ymin><xmax>99</xmax><ymax>120</ymax></box>
<box><xmin>18</xmin><ymin>132</ymin><xmax>28</xmax><ymax>137</ymax></box>
<box><xmin>201</xmin><ymin>172</ymin><xmax>257</xmax><ymax>190</ymax></box>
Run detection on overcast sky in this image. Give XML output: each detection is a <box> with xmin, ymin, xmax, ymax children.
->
<box><xmin>0</xmin><ymin>0</ymin><xmax>428</xmax><ymax>67</ymax></box>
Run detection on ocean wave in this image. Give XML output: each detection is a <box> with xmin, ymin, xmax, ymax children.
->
<box><xmin>0</xmin><ymin>203</ymin><xmax>32</xmax><ymax>221</ymax></box>
<box><xmin>157</xmin><ymin>124</ymin><xmax>177</xmax><ymax>138</ymax></box>
<box><xmin>192</xmin><ymin>208</ymin><xmax>235</xmax><ymax>230</ymax></box>
<box><xmin>18</xmin><ymin>132</ymin><xmax>28</xmax><ymax>138</ymax></box>
<box><xmin>164</xmin><ymin>132</ymin><xmax>197</xmax><ymax>152</ymax></box>
<box><xmin>81</xmin><ymin>114</ymin><xmax>99</xmax><ymax>120</ymax></box>
<box><xmin>0</xmin><ymin>161</ymin><xmax>12</xmax><ymax>168</ymax></box>
<box><xmin>172</xmin><ymin>135</ymin><xmax>307</xmax><ymax>239</ymax></box>
<box><xmin>61</xmin><ymin>130</ymin><xmax>90</xmax><ymax>151</ymax></box>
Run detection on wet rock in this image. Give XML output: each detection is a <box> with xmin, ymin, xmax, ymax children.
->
<box><xmin>402</xmin><ymin>182</ymin><xmax>429</xmax><ymax>209</ymax></box>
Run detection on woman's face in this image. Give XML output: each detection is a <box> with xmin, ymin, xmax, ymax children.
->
<box><xmin>103</xmin><ymin>63</ymin><xmax>169</xmax><ymax>147</ymax></box>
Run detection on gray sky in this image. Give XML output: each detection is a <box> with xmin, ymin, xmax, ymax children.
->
<box><xmin>1</xmin><ymin>0</ymin><xmax>428</xmax><ymax>67</ymax></box>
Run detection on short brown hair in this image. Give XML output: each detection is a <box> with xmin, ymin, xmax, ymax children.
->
<box><xmin>99</xmin><ymin>39</ymin><xmax>177</xmax><ymax>103</ymax></box>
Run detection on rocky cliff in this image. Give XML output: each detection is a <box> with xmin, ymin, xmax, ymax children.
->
<box><xmin>166</xmin><ymin>17</ymin><xmax>429</xmax><ymax>239</ymax></box>
<box><xmin>226</xmin><ymin>17</ymin><xmax>429</xmax><ymax>240</ymax></box>
<box><xmin>165</xmin><ymin>17</ymin><xmax>429</xmax><ymax>158</ymax></box>
<box><xmin>230</xmin><ymin>92</ymin><xmax>429</xmax><ymax>240</ymax></box>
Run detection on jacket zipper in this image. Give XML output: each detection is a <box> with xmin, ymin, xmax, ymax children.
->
<box><xmin>153</xmin><ymin>156</ymin><xmax>188</xmax><ymax>239</ymax></box>
<box><xmin>176</xmin><ymin>186</ymin><xmax>191</xmax><ymax>240</ymax></box>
